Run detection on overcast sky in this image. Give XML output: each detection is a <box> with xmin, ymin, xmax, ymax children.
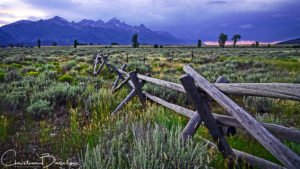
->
<box><xmin>0</xmin><ymin>0</ymin><xmax>299</xmax><ymax>43</ymax></box>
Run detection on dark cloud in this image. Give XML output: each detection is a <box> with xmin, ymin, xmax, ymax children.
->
<box><xmin>206</xmin><ymin>1</ymin><xmax>227</xmax><ymax>5</ymax></box>
<box><xmin>2</xmin><ymin>0</ymin><xmax>300</xmax><ymax>42</ymax></box>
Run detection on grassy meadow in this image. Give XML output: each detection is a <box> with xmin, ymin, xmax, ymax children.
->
<box><xmin>0</xmin><ymin>46</ymin><xmax>299</xmax><ymax>168</ymax></box>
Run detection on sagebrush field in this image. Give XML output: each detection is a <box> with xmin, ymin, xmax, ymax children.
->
<box><xmin>0</xmin><ymin>46</ymin><xmax>299</xmax><ymax>168</ymax></box>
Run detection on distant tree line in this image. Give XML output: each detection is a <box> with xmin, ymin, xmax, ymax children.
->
<box><xmin>2</xmin><ymin>34</ymin><xmax>280</xmax><ymax>49</ymax></box>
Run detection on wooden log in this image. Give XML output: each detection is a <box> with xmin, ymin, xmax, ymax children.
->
<box><xmin>112</xmin><ymin>76</ymin><xmax>131</xmax><ymax>93</ymax></box>
<box><xmin>183</xmin><ymin>65</ymin><xmax>300</xmax><ymax>169</ymax></box>
<box><xmin>116</xmin><ymin>67</ymin><xmax>135</xmax><ymax>88</ymax></box>
<box><xmin>137</xmin><ymin>74</ymin><xmax>185</xmax><ymax>93</ymax></box>
<box><xmin>93</xmin><ymin>62</ymin><xmax>105</xmax><ymax>75</ymax></box>
<box><xmin>136</xmin><ymin>73</ymin><xmax>300</xmax><ymax>101</ymax></box>
<box><xmin>93</xmin><ymin>54</ymin><xmax>102</xmax><ymax>75</ymax></box>
<box><xmin>202</xmin><ymin>139</ymin><xmax>286</xmax><ymax>169</ymax></box>
<box><xmin>111</xmin><ymin>89</ymin><xmax>136</xmax><ymax>115</ymax></box>
<box><xmin>145</xmin><ymin>92</ymin><xmax>284</xmax><ymax>168</ymax></box>
<box><xmin>94</xmin><ymin>55</ymin><xmax>108</xmax><ymax>75</ymax></box>
<box><xmin>180</xmin><ymin>74</ymin><xmax>236</xmax><ymax>166</ymax></box>
<box><xmin>214</xmin><ymin>83</ymin><xmax>300</xmax><ymax>101</ymax></box>
<box><xmin>143</xmin><ymin>91</ymin><xmax>300</xmax><ymax>143</ymax></box>
<box><xmin>220</xmin><ymin>125</ymin><xmax>236</xmax><ymax>137</ymax></box>
<box><xmin>111</xmin><ymin>64</ymin><xmax>127</xmax><ymax>90</ymax></box>
<box><xmin>143</xmin><ymin>91</ymin><xmax>194</xmax><ymax>118</ymax></box>
<box><xmin>129</xmin><ymin>72</ymin><xmax>145</xmax><ymax>106</ymax></box>
<box><xmin>181</xmin><ymin>114</ymin><xmax>201</xmax><ymax>141</ymax></box>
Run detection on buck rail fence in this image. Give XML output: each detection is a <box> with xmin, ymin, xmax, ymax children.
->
<box><xmin>93</xmin><ymin>53</ymin><xmax>300</xmax><ymax>169</ymax></box>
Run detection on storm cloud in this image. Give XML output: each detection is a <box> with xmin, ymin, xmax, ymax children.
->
<box><xmin>1</xmin><ymin>0</ymin><xmax>299</xmax><ymax>42</ymax></box>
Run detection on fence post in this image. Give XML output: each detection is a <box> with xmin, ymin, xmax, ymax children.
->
<box><xmin>181</xmin><ymin>113</ymin><xmax>201</xmax><ymax>141</ymax></box>
<box><xmin>129</xmin><ymin>71</ymin><xmax>145</xmax><ymax>106</ymax></box>
<box><xmin>180</xmin><ymin>74</ymin><xmax>236</xmax><ymax>168</ymax></box>
<box><xmin>112</xmin><ymin>89</ymin><xmax>136</xmax><ymax>115</ymax></box>
<box><xmin>93</xmin><ymin>54</ymin><xmax>109</xmax><ymax>75</ymax></box>
<box><xmin>112</xmin><ymin>64</ymin><xmax>127</xmax><ymax>90</ymax></box>
<box><xmin>183</xmin><ymin>64</ymin><xmax>300</xmax><ymax>169</ymax></box>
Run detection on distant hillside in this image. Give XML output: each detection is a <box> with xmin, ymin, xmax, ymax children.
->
<box><xmin>0</xmin><ymin>29</ymin><xmax>15</xmax><ymax>46</ymax></box>
<box><xmin>278</xmin><ymin>37</ymin><xmax>300</xmax><ymax>45</ymax></box>
<box><xmin>0</xmin><ymin>16</ymin><xmax>186</xmax><ymax>46</ymax></box>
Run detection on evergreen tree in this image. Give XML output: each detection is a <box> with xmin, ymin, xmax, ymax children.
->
<box><xmin>37</xmin><ymin>39</ymin><xmax>41</xmax><ymax>48</ymax></box>
<box><xmin>74</xmin><ymin>39</ymin><xmax>78</xmax><ymax>48</ymax></box>
<box><xmin>131</xmin><ymin>34</ymin><xmax>139</xmax><ymax>48</ymax></box>
<box><xmin>218</xmin><ymin>33</ymin><xmax>228</xmax><ymax>48</ymax></box>
<box><xmin>232</xmin><ymin>34</ymin><xmax>241</xmax><ymax>47</ymax></box>
<box><xmin>197</xmin><ymin>39</ymin><xmax>202</xmax><ymax>48</ymax></box>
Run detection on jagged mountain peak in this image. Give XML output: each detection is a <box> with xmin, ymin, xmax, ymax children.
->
<box><xmin>0</xmin><ymin>16</ymin><xmax>186</xmax><ymax>46</ymax></box>
<box><xmin>48</xmin><ymin>16</ymin><xmax>69</xmax><ymax>23</ymax></box>
<box><xmin>107</xmin><ymin>17</ymin><xmax>121</xmax><ymax>24</ymax></box>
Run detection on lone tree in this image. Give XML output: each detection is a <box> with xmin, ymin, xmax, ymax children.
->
<box><xmin>37</xmin><ymin>39</ymin><xmax>41</xmax><ymax>48</ymax></box>
<box><xmin>74</xmin><ymin>39</ymin><xmax>78</xmax><ymax>48</ymax></box>
<box><xmin>232</xmin><ymin>34</ymin><xmax>241</xmax><ymax>47</ymax></box>
<box><xmin>52</xmin><ymin>42</ymin><xmax>57</xmax><ymax>46</ymax></box>
<box><xmin>255</xmin><ymin>41</ymin><xmax>259</xmax><ymax>48</ymax></box>
<box><xmin>197</xmin><ymin>39</ymin><xmax>202</xmax><ymax>48</ymax></box>
<box><xmin>131</xmin><ymin>34</ymin><xmax>139</xmax><ymax>48</ymax></box>
<box><xmin>218</xmin><ymin>33</ymin><xmax>228</xmax><ymax>48</ymax></box>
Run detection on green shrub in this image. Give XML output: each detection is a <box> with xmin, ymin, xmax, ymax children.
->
<box><xmin>0</xmin><ymin>72</ymin><xmax>5</xmax><ymax>82</ymax></box>
<box><xmin>31</xmin><ymin>83</ymin><xmax>85</xmax><ymax>107</ymax></box>
<box><xmin>5</xmin><ymin>70</ymin><xmax>22</xmax><ymax>82</ymax></box>
<box><xmin>26</xmin><ymin>100</ymin><xmax>53</xmax><ymax>120</ymax></box>
<box><xmin>62</xmin><ymin>60</ymin><xmax>77</xmax><ymax>71</ymax></box>
<box><xmin>243</xmin><ymin>96</ymin><xmax>274</xmax><ymax>113</ymax></box>
<box><xmin>27</xmin><ymin>71</ymin><xmax>39</xmax><ymax>76</ymax></box>
<box><xmin>128</xmin><ymin>61</ymin><xmax>151</xmax><ymax>74</ymax></box>
<box><xmin>0</xmin><ymin>90</ymin><xmax>27</xmax><ymax>112</ymax></box>
<box><xmin>81</xmin><ymin>122</ymin><xmax>210</xmax><ymax>169</ymax></box>
<box><xmin>59</xmin><ymin>74</ymin><xmax>75</xmax><ymax>84</ymax></box>
<box><xmin>45</xmin><ymin>71</ymin><xmax>57</xmax><ymax>79</ymax></box>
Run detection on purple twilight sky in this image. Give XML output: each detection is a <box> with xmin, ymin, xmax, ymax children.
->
<box><xmin>0</xmin><ymin>0</ymin><xmax>299</xmax><ymax>43</ymax></box>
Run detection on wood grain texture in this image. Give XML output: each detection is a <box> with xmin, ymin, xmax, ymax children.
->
<box><xmin>143</xmin><ymin>91</ymin><xmax>300</xmax><ymax>143</ymax></box>
<box><xmin>129</xmin><ymin>72</ymin><xmax>145</xmax><ymax>106</ymax></box>
<box><xmin>184</xmin><ymin>65</ymin><xmax>300</xmax><ymax>169</ymax></box>
<box><xmin>181</xmin><ymin>113</ymin><xmax>201</xmax><ymax>141</ymax></box>
<box><xmin>137</xmin><ymin>73</ymin><xmax>300</xmax><ymax>101</ymax></box>
<box><xmin>111</xmin><ymin>89</ymin><xmax>136</xmax><ymax>115</ymax></box>
<box><xmin>112</xmin><ymin>76</ymin><xmax>131</xmax><ymax>93</ymax></box>
<box><xmin>180</xmin><ymin>74</ymin><xmax>236</xmax><ymax>165</ymax></box>
<box><xmin>111</xmin><ymin>64</ymin><xmax>127</xmax><ymax>89</ymax></box>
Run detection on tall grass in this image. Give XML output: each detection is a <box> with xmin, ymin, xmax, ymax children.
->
<box><xmin>81</xmin><ymin>120</ymin><xmax>211</xmax><ymax>169</ymax></box>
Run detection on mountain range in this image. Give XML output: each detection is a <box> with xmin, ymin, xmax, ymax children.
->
<box><xmin>277</xmin><ymin>38</ymin><xmax>300</xmax><ymax>45</ymax></box>
<box><xmin>0</xmin><ymin>16</ymin><xmax>186</xmax><ymax>46</ymax></box>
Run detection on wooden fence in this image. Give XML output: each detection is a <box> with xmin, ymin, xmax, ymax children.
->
<box><xmin>93</xmin><ymin>53</ymin><xmax>300</xmax><ymax>169</ymax></box>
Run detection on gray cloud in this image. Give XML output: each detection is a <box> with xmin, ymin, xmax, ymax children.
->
<box><xmin>206</xmin><ymin>1</ymin><xmax>227</xmax><ymax>5</ymax></box>
<box><xmin>1</xmin><ymin>0</ymin><xmax>300</xmax><ymax>42</ymax></box>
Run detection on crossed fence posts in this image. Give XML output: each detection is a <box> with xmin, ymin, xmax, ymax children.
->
<box><xmin>93</xmin><ymin>53</ymin><xmax>300</xmax><ymax>169</ymax></box>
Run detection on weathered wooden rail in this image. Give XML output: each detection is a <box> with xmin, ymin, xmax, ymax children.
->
<box><xmin>93</xmin><ymin>53</ymin><xmax>300</xmax><ymax>169</ymax></box>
